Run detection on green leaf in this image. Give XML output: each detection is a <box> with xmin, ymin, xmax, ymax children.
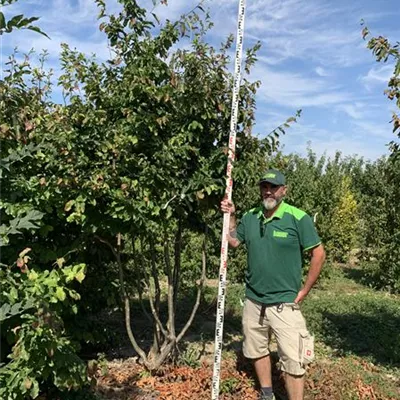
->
<box><xmin>75</xmin><ymin>270</ymin><xmax>85</xmax><ymax>283</ymax></box>
<box><xmin>56</xmin><ymin>257</ymin><xmax>65</xmax><ymax>267</ymax></box>
<box><xmin>56</xmin><ymin>287</ymin><xmax>66</xmax><ymax>301</ymax></box>
<box><xmin>28</xmin><ymin>270</ymin><xmax>39</xmax><ymax>281</ymax></box>
<box><xmin>151</xmin><ymin>12</ymin><xmax>160</xmax><ymax>25</ymax></box>
<box><xmin>31</xmin><ymin>380</ymin><xmax>39</xmax><ymax>399</ymax></box>
<box><xmin>395</xmin><ymin>59</ymin><xmax>400</xmax><ymax>77</ymax></box>
<box><xmin>71</xmin><ymin>264</ymin><xmax>86</xmax><ymax>283</ymax></box>
<box><xmin>0</xmin><ymin>12</ymin><xmax>6</xmax><ymax>30</ymax></box>
<box><xmin>21</xmin><ymin>16</ymin><xmax>40</xmax><ymax>25</ymax></box>
<box><xmin>13</xmin><ymin>210</ymin><xmax>44</xmax><ymax>232</ymax></box>
<box><xmin>0</xmin><ymin>303</ymin><xmax>11</xmax><ymax>321</ymax></box>
<box><xmin>27</xmin><ymin>25</ymin><xmax>50</xmax><ymax>39</ymax></box>
<box><xmin>64</xmin><ymin>200</ymin><xmax>75</xmax><ymax>212</ymax></box>
<box><xmin>129</xmin><ymin>135</ymin><xmax>138</xmax><ymax>145</ymax></box>
<box><xmin>6</xmin><ymin>14</ymin><xmax>24</xmax><ymax>30</ymax></box>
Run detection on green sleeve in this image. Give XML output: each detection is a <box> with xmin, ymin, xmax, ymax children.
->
<box><xmin>298</xmin><ymin>214</ymin><xmax>321</xmax><ymax>251</ymax></box>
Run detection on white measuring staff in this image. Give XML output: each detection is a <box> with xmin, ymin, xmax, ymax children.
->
<box><xmin>211</xmin><ymin>0</ymin><xmax>246</xmax><ymax>399</ymax></box>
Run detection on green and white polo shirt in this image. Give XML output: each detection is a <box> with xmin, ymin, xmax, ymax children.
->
<box><xmin>236</xmin><ymin>201</ymin><xmax>321</xmax><ymax>304</ymax></box>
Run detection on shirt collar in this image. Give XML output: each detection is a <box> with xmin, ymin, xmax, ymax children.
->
<box><xmin>257</xmin><ymin>201</ymin><xmax>287</xmax><ymax>223</ymax></box>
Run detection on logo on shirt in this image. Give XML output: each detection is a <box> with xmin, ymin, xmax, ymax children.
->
<box><xmin>273</xmin><ymin>230</ymin><xmax>288</xmax><ymax>238</ymax></box>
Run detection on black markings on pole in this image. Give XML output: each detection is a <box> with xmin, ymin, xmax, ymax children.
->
<box><xmin>212</xmin><ymin>1</ymin><xmax>246</xmax><ymax>399</ymax></box>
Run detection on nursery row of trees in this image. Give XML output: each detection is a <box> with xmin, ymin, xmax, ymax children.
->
<box><xmin>0</xmin><ymin>0</ymin><xmax>399</xmax><ymax>398</ymax></box>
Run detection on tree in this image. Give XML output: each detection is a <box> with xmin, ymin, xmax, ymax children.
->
<box><xmin>1</xmin><ymin>0</ymin><xmax>298</xmax><ymax>372</ymax></box>
<box><xmin>0</xmin><ymin>4</ymin><xmax>91</xmax><ymax>398</ymax></box>
<box><xmin>362</xmin><ymin>24</ymin><xmax>400</xmax><ymax>291</ymax></box>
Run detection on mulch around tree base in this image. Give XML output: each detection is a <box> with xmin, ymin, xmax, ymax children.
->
<box><xmin>95</xmin><ymin>356</ymin><xmax>259</xmax><ymax>399</ymax></box>
<box><xmin>95</xmin><ymin>353</ymin><xmax>399</xmax><ymax>400</ymax></box>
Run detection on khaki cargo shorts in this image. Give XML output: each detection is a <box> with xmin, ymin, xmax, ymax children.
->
<box><xmin>242</xmin><ymin>298</ymin><xmax>314</xmax><ymax>376</ymax></box>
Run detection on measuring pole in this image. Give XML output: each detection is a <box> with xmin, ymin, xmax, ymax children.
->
<box><xmin>211</xmin><ymin>1</ymin><xmax>246</xmax><ymax>399</ymax></box>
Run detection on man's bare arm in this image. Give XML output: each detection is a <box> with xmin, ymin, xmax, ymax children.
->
<box><xmin>294</xmin><ymin>244</ymin><xmax>325</xmax><ymax>303</ymax></box>
<box><xmin>221</xmin><ymin>199</ymin><xmax>241</xmax><ymax>248</ymax></box>
<box><xmin>227</xmin><ymin>214</ymin><xmax>241</xmax><ymax>248</ymax></box>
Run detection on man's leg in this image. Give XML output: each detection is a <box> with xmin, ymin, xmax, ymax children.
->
<box><xmin>284</xmin><ymin>373</ymin><xmax>304</xmax><ymax>400</ymax></box>
<box><xmin>242</xmin><ymin>299</ymin><xmax>274</xmax><ymax>398</ymax></box>
<box><xmin>269</xmin><ymin>303</ymin><xmax>313</xmax><ymax>400</ymax></box>
<box><xmin>254</xmin><ymin>354</ymin><xmax>272</xmax><ymax>387</ymax></box>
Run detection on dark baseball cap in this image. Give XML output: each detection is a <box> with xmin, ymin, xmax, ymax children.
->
<box><xmin>259</xmin><ymin>169</ymin><xmax>286</xmax><ymax>186</ymax></box>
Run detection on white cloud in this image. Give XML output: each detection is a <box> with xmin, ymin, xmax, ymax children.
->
<box><xmin>360</xmin><ymin>64</ymin><xmax>394</xmax><ymax>91</ymax></box>
<box><xmin>282</xmin><ymin>121</ymin><xmax>390</xmax><ymax>160</ymax></box>
<box><xmin>250</xmin><ymin>62</ymin><xmax>353</xmax><ymax>108</ymax></box>
<box><xmin>315</xmin><ymin>67</ymin><xmax>330</xmax><ymax>77</ymax></box>
<box><xmin>209</xmin><ymin>0</ymin><xmax>369</xmax><ymax>68</ymax></box>
<box><xmin>351</xmin><ymin>119</ymin><xmax>394</xmax><ymax>140</ymax></box>
<box><xmin>336</xmin><ymin>104</ymin><xmax>365</xmax><ymax>120</ymax></box>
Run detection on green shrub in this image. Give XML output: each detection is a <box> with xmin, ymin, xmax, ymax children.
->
<box><xmin>0</xmin><ymin>249</ymin><xmax>89</xmax><ymax>399</ymax></box>
<box><xmin>326</xmin><ymin>177</ymin><xmax>359</xmax><ymax>263</ymax></box>
<box><xmin>177</xmin><ymin>345</ymin><xmax>201</xmax><ymax>368</ymax></box>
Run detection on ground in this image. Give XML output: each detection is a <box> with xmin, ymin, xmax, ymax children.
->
<box><xmin>93</xmin><ymin>265</ymin><xmax>400</xmax><ymax>399</ymax></box>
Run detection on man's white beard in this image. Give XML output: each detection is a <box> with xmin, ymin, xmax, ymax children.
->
<box><xmin>263</xmin><ymin>198</ymin><xmax>277</xmax><ymax>210</ymax></box>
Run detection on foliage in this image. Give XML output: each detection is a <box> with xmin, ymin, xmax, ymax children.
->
<box><xmin>362</xmin><ymin>25</ymin><xmax>400</xmax><ymax>149</ymax></box>
<box><xmin>362</xmin><ymin>25</ymin><xmax>400</xmax><ymax>292</ymax></box>
<box><xmin>0</xmin><ymin>250</ymin><xmax>88</xmax><ymax>399</ymax></box>
<box><xmin>282</xmin><ymin>149</ymin><xmax>361</xmax><ymax>263</ymax></box>
<box><xmin>0</xmin><ymin>0</ymin><xmax>49</xmax><ymax>37</ymax></box>
<box><xmin>177</xmin><ymin>344</ymin><xmax>201</xmax><ymax>368</ymax></box>
<box><xmin>0</xmin><ymin>5</ymin><xmax>91</xmax><ymax>397</ymax></box>
<box><xmin>219</xmin><ymin>376</ymin><xmax>240</xmax><ymax>394</ymax></box>
<box><xmin>0</xmin><ymin>0</ymin><xmax>297</xmax><ymax>373</ymax></box>
<box><xmin>327</xmin><ymin>176</ymin><xmax>359</xmax><ymax>263</ymax></box>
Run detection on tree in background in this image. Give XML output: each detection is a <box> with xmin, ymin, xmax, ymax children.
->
<box><xmin>362</xmin><ymin>25</ymin><xmax>400</xmax><ymax>291</ymax></box>
<box><xmin>283</xmin><ymin>150</ymin><xmax>361</xmax><ymax>265</ymax></box>
<box><xmin>328</xmin><ymin>176</ymin><xmax>358</xmax><ymax>263</ymax></box>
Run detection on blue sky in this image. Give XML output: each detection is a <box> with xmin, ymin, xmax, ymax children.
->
<box><xmin>1</xmin><ymin>0</ymin><xmax>399</xmax><ymax>160</ymax></box>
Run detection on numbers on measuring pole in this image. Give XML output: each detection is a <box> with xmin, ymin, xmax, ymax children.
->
<box><xmin>211</xmin><ymin>1</ymin><xmax>246</xmax><ymax>399</ymax></box>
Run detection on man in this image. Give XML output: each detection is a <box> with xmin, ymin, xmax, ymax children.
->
<box><xmin>220</xmin><ymin>169</ymin><xmax>325</xmax><ymax>400</ymax></box>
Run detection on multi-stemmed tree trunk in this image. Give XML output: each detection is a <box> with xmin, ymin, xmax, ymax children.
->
<box><xmin>96</xmin><ymin>226</ymin><xmax>207</xmax><ymax>371</ymax></box>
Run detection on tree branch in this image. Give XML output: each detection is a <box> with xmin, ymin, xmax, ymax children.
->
<box><xmin>177</xmin><ymin>232</ymin><xmax>207</xmax><ymax>342</ymax></box>
<box><xmin>148</xmin><ymin>237</ymin><xmax>163</xmax><ymax>350</ymax></box>
<box><xmin>131</xmin><ymin>236</ymin><xmax>152</xmax><ymax>324</ymax></box>
<box><xmin>95</xmin><ymin>235</ymin><xmax>148</xmax><ymax>363</ymax></box>
<box><xmin>142</xmin><ymin>279</ymin><xmax>169</xmax><ymax>339</ymax></box>
<box><xmin>164</xmin><ymin>233</ymin><xmax>176</xmax><ymax>339</ymax></box>
<box><xmin>172</xmin><ymin>218</ymin><xmax>182</xmax><ymax>314</ymax></box>
<box><xmin>149</xmin><ymin>237</ymin><xmax>161</xmax><ymax>314</ymax></box>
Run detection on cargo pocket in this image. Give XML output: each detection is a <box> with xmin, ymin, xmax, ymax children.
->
<box><xmin>299</xmin><ymin>331</ymin><xmax>314</xmax><ymax>366</ymax></box>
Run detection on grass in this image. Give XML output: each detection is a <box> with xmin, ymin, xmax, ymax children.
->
<box><xmin>303</xmin><ymin>266</ymin><xmax>400</xmax><ymax>366</ymax></box>
<box><xmin>297</xmin><ymin>265</ymin><xmax>399</xmax><ymax>399</ymax></box>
